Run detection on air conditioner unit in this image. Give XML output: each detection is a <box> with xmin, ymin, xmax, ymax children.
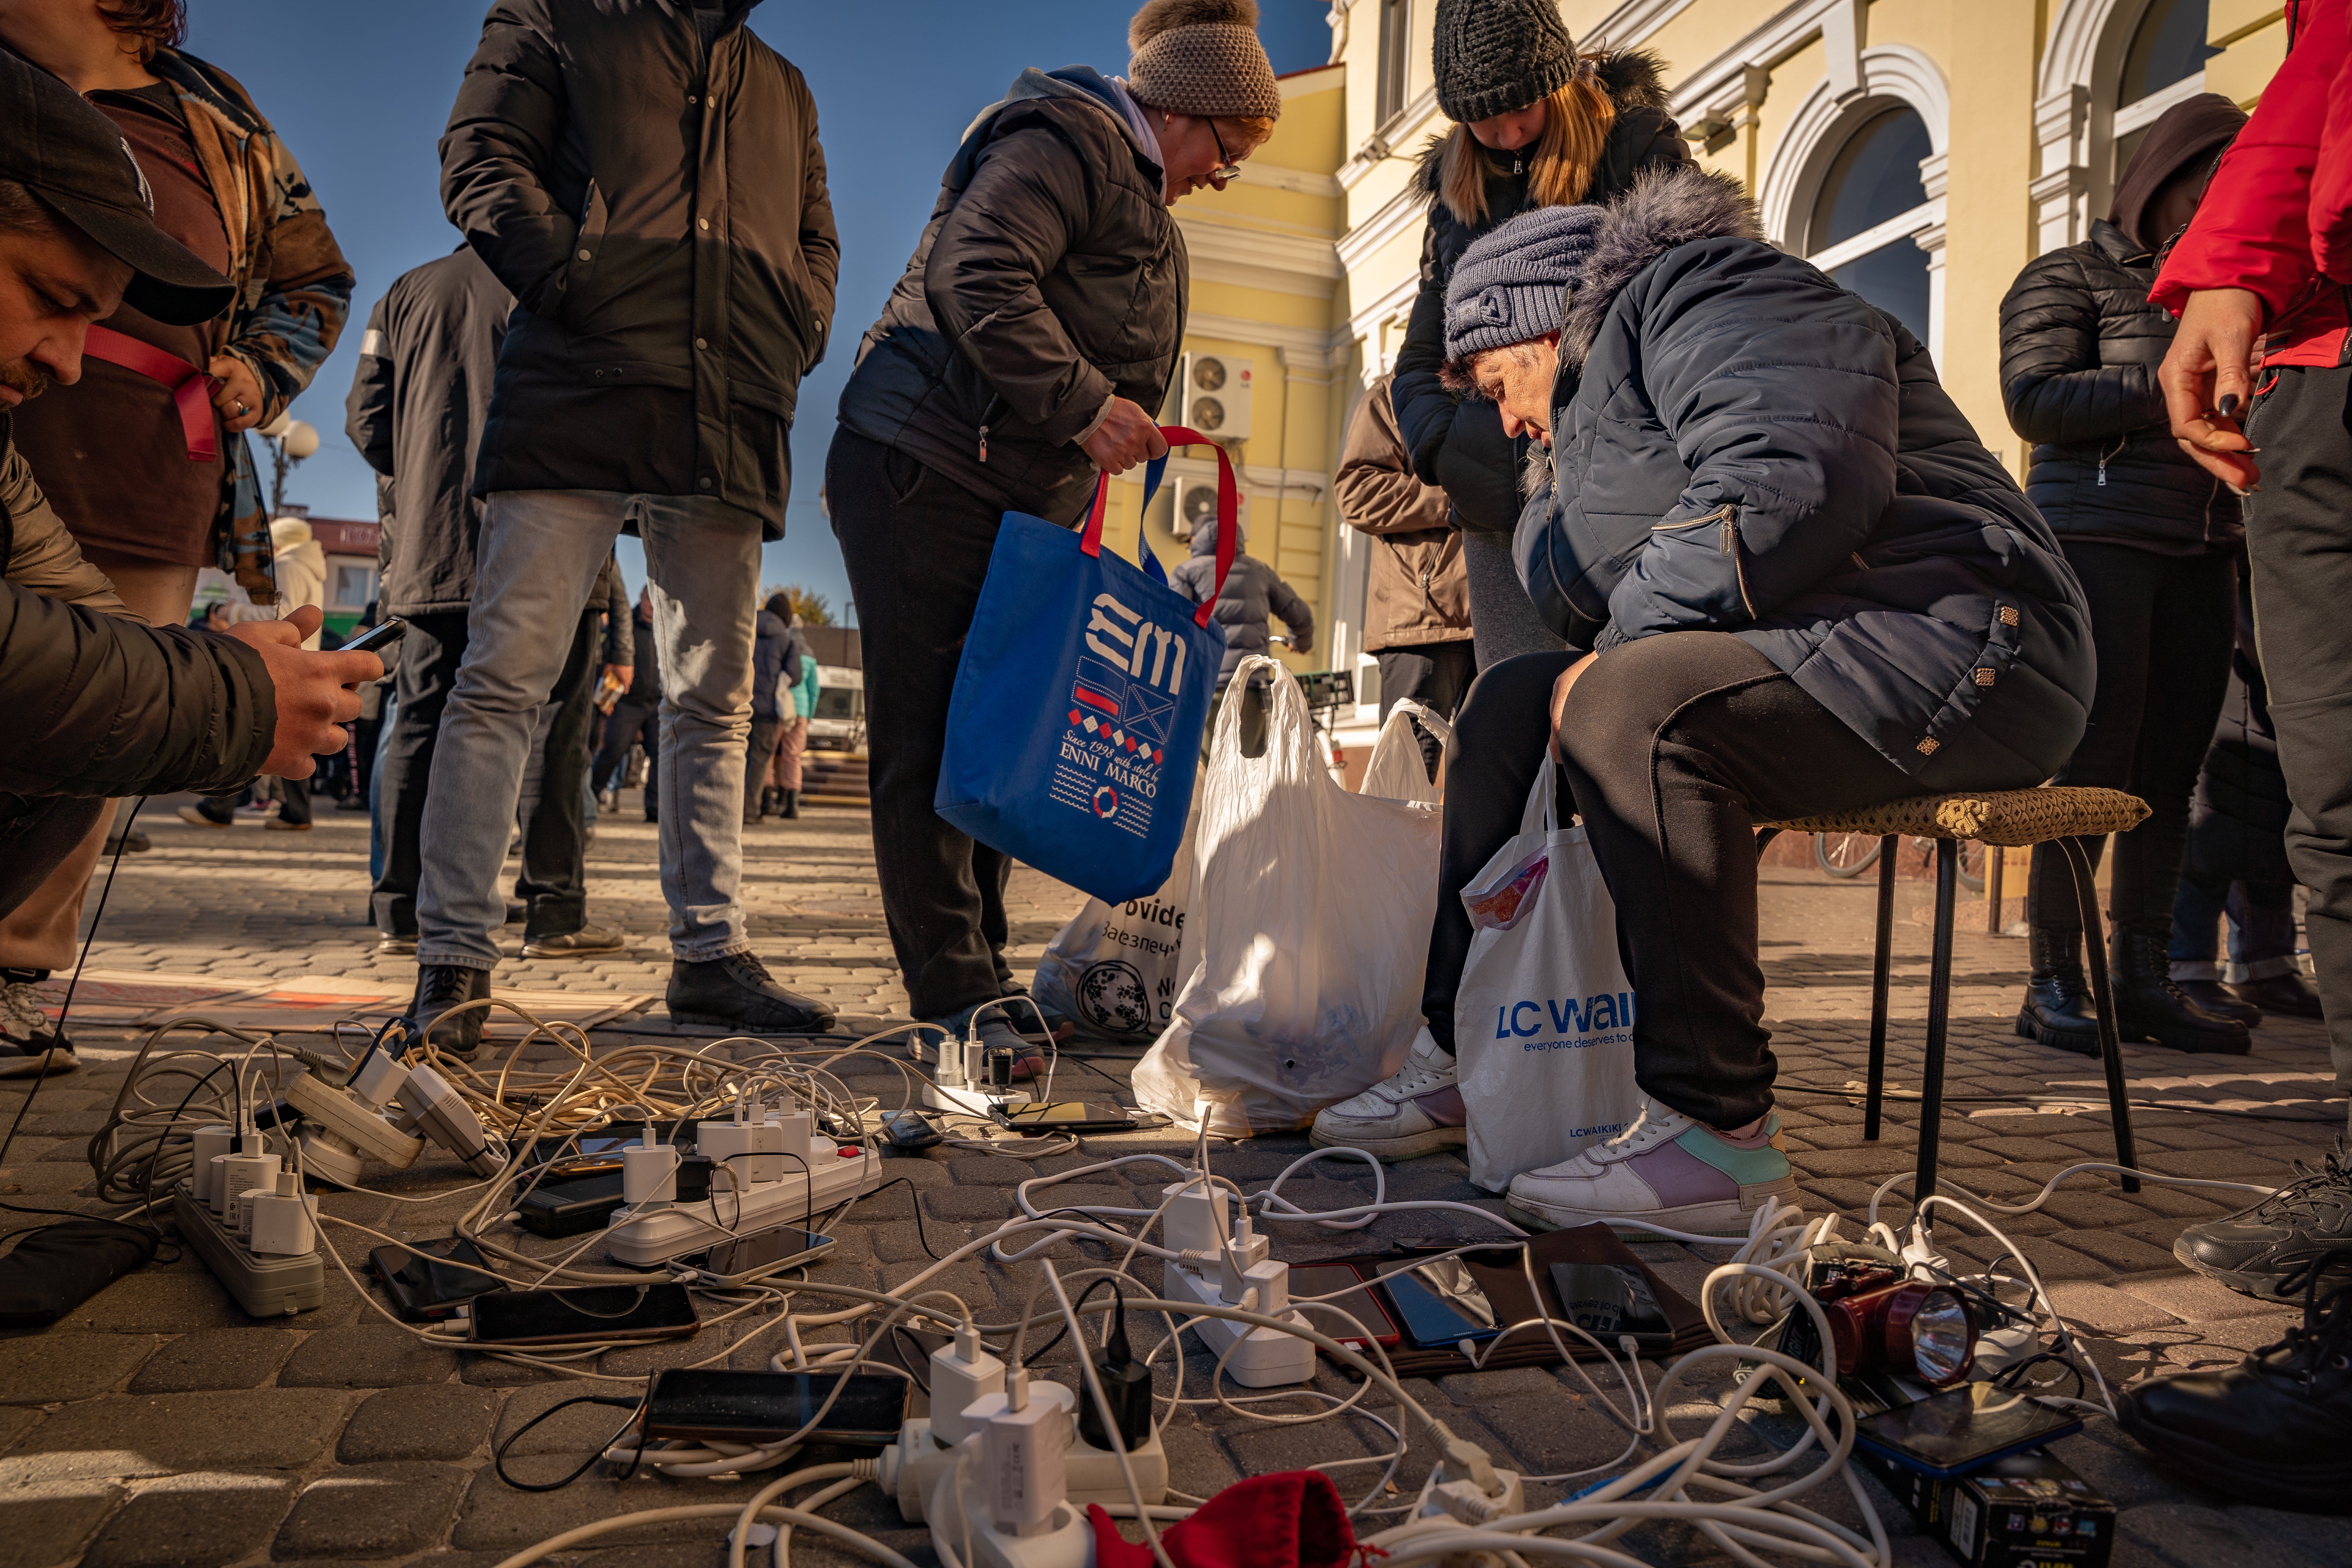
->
<box><xmin>1170</xmin><ymin>477</ymin><xmax>1244</xmax><ymax>542</ymax></box>
<box><xmin>1179</xmin><ymin>351</ymin><xmax>1253</xmax><ymax>441</ymax></box>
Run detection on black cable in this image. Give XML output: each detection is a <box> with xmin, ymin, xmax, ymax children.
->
<box><xmin>860</xmin><ymin>1176</ymin><xmax>949</xmax><ymax>1261</ymax></box>
<box><xmin>1009</xmin><ymin>1274</ymin><xmax>1117</xmax><ymax>1368</ymax></box>
<box><xmin>493</xmin><ymin>1393</ymin><xmax>647</xmax><ymax>1492</ymax></box>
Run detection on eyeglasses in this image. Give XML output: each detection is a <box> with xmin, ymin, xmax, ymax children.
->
<box><xmin>1208</xmin><ymin>119</ymin><xmax>1242</xmax><ymax>182</ymax></box>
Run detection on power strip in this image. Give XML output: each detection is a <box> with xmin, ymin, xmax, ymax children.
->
<box><xmin>884</xmin><ymin>1409</ymin><xmax>1169</xmax><ymax>1522</ymax></box>
<box><xmin>919</xmin><ymin>1080</ymin><xmax>1035</xmax><ymax>1118</ymax></box>
<box><xmin>171</xmin><ymin>1189</ymin><xmax>324</xmax><ymax>1317</ymax></box>
<box><xmin>1160</xmin><ymin>1261</ymin><xmax>1316</xmax><ymax>1388</ymax></box>
<box><xmin>603</xmin><ymin>1143</ymin><xmax>886</xmax><ymax>1266</ymax></box>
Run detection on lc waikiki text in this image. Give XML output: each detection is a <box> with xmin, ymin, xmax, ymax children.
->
<box><xmin>1495</xmin><ymin>992</ymin><xmax>1635</xmax><ymax>1045</ymax></box>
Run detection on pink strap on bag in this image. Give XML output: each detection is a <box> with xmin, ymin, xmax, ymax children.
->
<box><xmin>1079</xmin><ymin>425</ymin><xmax>1238</xmax><ymax>630</ymax></box>
<box><xmin>83</xmin><ymin>323</ymin><xmax>220</xmax><ymax>463</ymax></box>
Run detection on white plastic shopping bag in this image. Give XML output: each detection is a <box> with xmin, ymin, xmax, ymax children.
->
<box><xmin>1031</xmin><ymin>814</ymin><xmax>1198</xmax><ymax>1041</ymax></box>
<box><xmin>1357</xmin><ymin>699</ymin><xmax>1452</xmax><ymax>805</ymax></box>
<box><xmin>1134</xmin><ymin>658</ymin><xmax>1441</xmax><ymax>1136</ymax></box>
<box><xmin>1454</xmin><ymin>767</ymin><xmax>1641</xmax><ymax>1192</ymax></box>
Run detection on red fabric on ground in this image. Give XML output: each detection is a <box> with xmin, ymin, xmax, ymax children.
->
<box><xmin>1087</xmin><ymin>1471</ymin><xmax>1362</xmax><ymax>1568</ymax></box>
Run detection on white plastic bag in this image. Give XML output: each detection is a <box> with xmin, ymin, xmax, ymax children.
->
<box><xmin>1030</xmin><ymin>815</ymin><xmax>1197</xmax><ymax>1041</ymax></box>
<box><xmin>1357</xmin><ymin>699</ymin><xmax>1452</xmax><ymax>805</ymax></box>
<box><xmin>1134</xmin><ymin>658</ymin><xmax>1441</xmax><ymax>1136</ymax></box>
<box><xmin>1454</xmin><ymin>767</ymin><xmax>1642</xmax><ymax>1192</ymax></box>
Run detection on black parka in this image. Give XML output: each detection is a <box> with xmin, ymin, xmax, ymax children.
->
<box><xmin>440</xmin><ymin>0</ymin><xmax>839</xmax><ymax>537</ymax></box>
<box><xmin>836</xmin><ymin>67</ymin><xmax>1186</xmax><ymax>527</ymax></box>
<box><xmin>1391</xmin><ymin>51</ymin><xmax>1688</xmax><ymax>535</ymax></box>
<box><xmin>1515</xmin><ymin>169</ymin><xmax>2094</xmax><ymax>788</ymax></box>
<box><xmin>1168</xmin><ymin>519</ymin><xmax>1314</xmax><ymax>687</ymax></box>
<box><xmin>1998</xmin><ymin>220</ymin><xmax>2237</xmax><ymax>552</ymax></box>
<box><xmin>345</xmin><ymin>249</ymin><xmax>513</xmax><ymax>617</ymax></box>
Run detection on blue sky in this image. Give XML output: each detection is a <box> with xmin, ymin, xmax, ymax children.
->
<box><xmin>183</xmin><ymin>0</ymin><xmax>1335</xmax><ymax>626</ymax></box>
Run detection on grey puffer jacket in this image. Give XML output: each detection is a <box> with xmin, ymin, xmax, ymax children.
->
<box><xmin>1516</xmin><ymin>167</ymin><xmax>2094</xmax><ymax>788</ymax></box>
<box><xmin>1998</xmin><ymin>220</ymin><xmax>2236</xmax><ymax>552</ymax></box>
<box><xmin>836</xmin><ymin>67</ymin><xmax>1185</xmax><ymax>526</ymax></box>
<box><xmin>1168</xmin><ymin>519</ymin><xmax>1313</xmax><ymax>688</ymax></box>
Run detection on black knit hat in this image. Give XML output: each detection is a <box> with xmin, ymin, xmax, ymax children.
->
<box><xmin>1433</xmin><ymin>0</ymin><xmax>1577</xmax><ymax>124</ymax></box>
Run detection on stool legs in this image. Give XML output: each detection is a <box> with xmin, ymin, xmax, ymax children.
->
<box><xmin>1913</xmin><ymin>838</ymin><xmax>1960</xmax><ymax>1207</ymax></box>
<box><xmin>2059</xmin><ymin>835</ymin><xmax>2141</xmax><ymax>1192</ymax></box>
<box><xmin>1864</xmin><ymin>836</ymin><xmax>1898</xmax><ymax>1141</ymax></box>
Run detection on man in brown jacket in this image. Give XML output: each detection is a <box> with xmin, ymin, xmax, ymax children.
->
<box><xmin>1335</xmin><ymin>372</ymin><xmax>1473</xmax><ymax>773</ymax></box>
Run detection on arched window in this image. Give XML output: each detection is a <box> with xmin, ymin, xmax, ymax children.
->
<box><xmin>1804</xmin><ymin>108</ymin><xmax>1934</xmax><ymax>346</ymax></box>
<box><xmin>2112</xmin><ymin>0</ymin><xmax>2212</xmax><ymax>176</ymax></box>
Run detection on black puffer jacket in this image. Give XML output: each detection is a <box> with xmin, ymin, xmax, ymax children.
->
<box><xmin>1392</xmin><ymin>51</ymin><xmax>1688</xmax><ymax>535</ymax></box>
<box><xmin>441</xmin><ymin>0</ymin><xmax>839</xmax><ymax>538</ymax></box>
<box><xmin>1517</xmin><ymin>169</ymin><xmax>2094</xmax><ymax>788</ymax></box>
<box><xmin>1998</xmin><ymin>220</ymin><xmax>2236</xmax><ymax>551</ymax></box>
<box><xmin>1168</xmin><ymin>519</ymin><xmax>1314</xmax><ymax>686</ymax></box>
<box><xmin>837</xmin><ymin>67</ymin><xmax>1184</xmax><ymax>527</ymax></box>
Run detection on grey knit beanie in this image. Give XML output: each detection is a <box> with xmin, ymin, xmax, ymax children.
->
<box><xmin>1443</xmin><ymin>204</ymin><xmax>1602</xmax><ymax>362</ymax></box>
<box><xmin>1128</xmin><ymin>0</ymin><xmax>1283</xmax><ymax>122</ymax></box>
<box><xmin>1434</xmin><ymin>0</ymin><xmax>1577</xmax><ymax>123</ymax></box>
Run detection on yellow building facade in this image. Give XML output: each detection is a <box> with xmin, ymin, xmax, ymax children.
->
<box><xmin>1097</xmin><ymin>3</ymin><xmax>2289</xmax><ymax>739</ymax></box>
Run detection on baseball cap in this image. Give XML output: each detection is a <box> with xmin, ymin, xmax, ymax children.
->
<box><xmin>0</xmin><ymin>47</ymin><xmax>233</xmax><ymax>326</ymax></box>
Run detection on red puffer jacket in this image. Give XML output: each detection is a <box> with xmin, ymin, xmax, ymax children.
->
<box><xmin>2152</xmin><ymin>0</ymin><xmax>2352</xmax><ymax>364</ymax></box>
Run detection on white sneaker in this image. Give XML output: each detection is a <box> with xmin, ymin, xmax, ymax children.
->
<box><xmin>0</xmin><ymin>982</ymin><xmax>74</xmax><ymax>1078</ymax></box>
<box><xmin>1309</xmin><ymin>1027</ymin><xmax>1468</xmax><ymax>1159</ymax></box>
<box><xmin>0</xmin><ymin>981</ymin><xmax>49</xmax><ymax>1045</ymax></box>
<box><xmin>1505</xmin><ymin>1098</ymin><xmax>1795</xmax><ymax>1239</ymax></box>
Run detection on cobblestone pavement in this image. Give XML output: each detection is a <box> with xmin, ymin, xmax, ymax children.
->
<box><xmin>2</xmin><ymin>791</ymin><xmax>2346</xmax><ymax>1567</ymax></box>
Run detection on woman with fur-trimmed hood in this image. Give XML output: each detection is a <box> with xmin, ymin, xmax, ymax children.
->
<box><xmin>1387</xmin><ymin>0</ymin><xmax>1689</xmax><ymax>668</ymax></box>
<box><xmin>1312</xmin><ymin>167</ymin><xmax>2096</xmax><ymax>1238</ymax></box>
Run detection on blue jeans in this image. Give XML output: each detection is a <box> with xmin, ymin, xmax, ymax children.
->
<box><xmin>2168</xmin><ymin>871</ymin><xmax>2302</xmax><ymax>984</ymax></box>
<box><xmin>415</xmin><ymin>489</ymin><xmax>762</xmax><ymax>969</ymax></box>
<box><xmin>368</xmin><ymin>686</ymin><xmax>397</xmax><ymax>885</ymax></box>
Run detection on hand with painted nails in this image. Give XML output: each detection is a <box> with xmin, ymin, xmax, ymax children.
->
<box><xmin>2158</xmin><ymin>287</ymin><xmax>2265</xmax><ymax>492</ymax></box>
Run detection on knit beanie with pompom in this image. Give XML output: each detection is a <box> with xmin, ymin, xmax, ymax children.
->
<box><xmin>1433</xmin><ymin>0</ymin><xmax>1578</xmax><ymax>124</ymax></box>
<box><xmin>1127</xmin><ymin>0</ymin><xmax>1283</xmax><ymax>122</ymax></box>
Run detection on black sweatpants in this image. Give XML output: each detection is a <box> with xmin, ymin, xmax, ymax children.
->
<box><xmin>594</xmin><ymin>697</ymin><xmax>660</xmax><ymax>818</ymax></box>
<box><xmin>2245</xmin><ymin>365</ymin><xmax>2352</xmax><ymax>1107</ymax></box>
<box><xmin>1377</xmin><ymin>639</ymin><xmax>1477</xmax><ymax>778</ymax></box>
<box><xmin>745</xmin><ymin>718</ymin><xmax>782</xmax><ymax>822</ymax></box>
<box><xmin>2025</xmin><ymin>543</ymin><xmax>2235</xmax><ymax>937</ymax></box>
<box><xmin>828</xmin><ymin>429</ymin><xmax>1015</xmax><ymax>1022</ymax></box>
<box><xmin>1421</xmin><ymin>634</ymin><xmax>1916</xmax><ymax>1129</ymax></box>
<box><xmin>372</xmin><ymin>610</ymin><xmax>468</xmax><ymax>938</ymax></box>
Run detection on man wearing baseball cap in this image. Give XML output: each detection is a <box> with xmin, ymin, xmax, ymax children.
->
<box><xmin>0</xmin><ymin>45</ymin><xmax>376</xmax><ymax>1071</ymax></box>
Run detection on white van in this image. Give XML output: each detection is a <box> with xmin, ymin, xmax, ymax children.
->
<box><xmin>805</xmin><ymin>664</ymin><xmax>865</xmax><ymax>751</ymax></box>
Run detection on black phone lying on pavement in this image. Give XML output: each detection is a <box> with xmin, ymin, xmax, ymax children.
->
<box><xmin>370</xmin><ymin>1237</ymin><xmax>501</xmax><ymax>1322</ymax></box>
<box><xmin>1548</xmin><ymin>1262</ymin><xmax>1676</xmax><ymax>1352</ymax></box>
<box><xmin>1288</xmin><ymin>1263</ymin><xmax>1401</xmax><ymax>1349</ymax></box>
<box><xmin>640</xmin><ymin>1368</ymin><xmax>909</xmax><ymax>1446</ymax></box>
<box><xmin>1853</xmin><ymin>1382</ymin><xmax>2083</xmax><ymax>1478</ymax></box>
<box><xmin>513</xmin><ymin>1171</ymin><xmax>627</xmax><ymax>1238</ymax></box>
<box><xmin>993</xmin><ymin>1100</ymin><xmax>1139</xmax><ymax>1135</ymax></box>
<box><xmin>467</xmin><ymin>1282</ymin><xmax>699</xmax><ymax>1346</ymax></box>
<box><xmin>691</xmin><ymin>1225</ymin><xmax>835</xmax><ymax>1282</ymax></box>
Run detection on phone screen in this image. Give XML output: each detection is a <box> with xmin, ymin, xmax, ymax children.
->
<box><xmin>371</xmin><ymin>1238</ymin><xmax>499</xmax><ymax>1320</ymax></box>
<box><xmin>1288</xmin><ymin>1265</ymin><xmax>1399</xmax><ymax>1348</ymax></box>
<box><xmin>694</xmin><ymin>1226</ymin><xmax>833</xmax><ymax>1277</ymax></box>
<box><xmin>642</xmin><ymin>1369</ymin><xmax>909</xmax><ymax>1444</ymax></box>
<box><xmin>1855</xmin><ymin>1383</ymin><xmax>2082</xmax><ymax>1475</ymax></box>
<box><xmin>1548</xmin><ymin>1263</ymin><xmax>1673</xmax><ymax>1347</ymax></box>
<box><xmin>1000</xmin><ymin>1102</ymin><xmax>1134</xmax><ymax>1132</ymax></box>
<box><xmin>468</xmin><ymin>1283</ymin><xmax>698</xmax><ymax>1345</ymax></box>
<box><xmin>1376</xmin><ymin>1260</ymin><xmax>1504</xmax><ymax>1349</ymax></box>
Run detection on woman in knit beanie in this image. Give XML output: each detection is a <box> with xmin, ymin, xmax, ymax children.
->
<box><xmin>1388</xmin><ymin>0</ymin><xmax>1689</xmax><ymax>671</ymax></box>
<box><xmin>828</xmin><ymin>0</ymin><xmax>1280</xmax><ymax>1071</ymax></box>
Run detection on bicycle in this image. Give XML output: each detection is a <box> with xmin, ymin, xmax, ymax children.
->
<box><xmin>1815</xmin><ymin>830</ymin><xmax>1986</xmax><ymax>892</ymax></box>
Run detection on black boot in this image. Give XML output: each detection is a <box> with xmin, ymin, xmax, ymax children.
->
<box><xmin>2111</xmin><ymin>929</ymin><xmax>2250</xmax><ymax>1053</ymax></box>
<box><xmin>780</xmin><ymin>789</ymin><xmax>799</xmax><ymax>819</ymax></box>
<box><xmin>2015</xmin><ymin>926</ymin><xmax>2101</xmax><ymax>1055</ymax></box>
<box><xmin>2232</xmin><ymin>970</ymin><xmax>2328</xmax><ymax>1020</ymax></box>
<box><xmin>2119</xmin><ymin>1247</ymin><xmax>2352</xmax><ymax>1510</ymax></box>
<box><xmin>665</xmin><ymin>952</ymin><xmax>835</xmax><ymax>1034</ymax></box>
<box><xmin>2176</xmin><ymin>977</ymin><xmax>2262</xmax><ymax>1027</ymax></box>
<box><xmin>410</xmin><ymin>964</ymin><xmax>490</xmax><ymax>1058</ymax></box>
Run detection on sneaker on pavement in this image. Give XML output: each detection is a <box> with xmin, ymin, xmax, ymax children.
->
<box><xmin>103</xmin><ymin>828</ymin><xmax>151</xmax><ymax>854</ymax></box>
<box><xmin>377</xmin><ymin>932</ymin><xmax>418</xmax><ymax>956</ymax></box>
<box><xmin>666</xmin><ymin>953</ymin><xmax>835</xmax><ymax>1034</ymax></box>
<box><xmin>2118</xmin><ymin>1249</ymin><xmax>2352</xmax><ymax>1512</ymax></box>
<box><xmin>2174</xmin><ymin>1141</ymin><xmax>2352</xmax><ymax>1298</ymax></box>
<box><xmin>0</xmin><ymin>1034</ymin><xmax>77</xmax><ymax>1078</ymax></box>
<box><xmin>264</xmin><ymin>816</ymin><xmax>312</xmax><ymax>832</ymax></box>
<box><xmin>1309</xmin><ymin>1027</ymin><xmax>1467</xmax><ymax>1159</ymax></box>
<box><xmin>934</xmin><ymin>1003</ymin><xmax>1050</xmax><ymax>1080</ymax></box>
<box><xmin>2230</xmin><ymin>971</ymin><xmax>2327</xmax><ymax>1020</ymax></box>
<box><xmin>174</xmin><ymin>805</ymin><xmax>232</xmax><ymax>829</ymax></box>
<box><xmin>1505</xmin><ymin>1099</ymin><xmax>1795</xmax><ymax>1239</ymax></box>
<box><xmin>1</xmin><ymin>976</ymin><xmax>51</xmax><ymax>1044</ymax></box>
<box><xmin>523</xmin><ymin>924</ymin><xmax>627</xmax><ymax>958</ymax></box>
<box><xmin>410</xmin><ymin>964</ymin><xmax>491</xmax><ymax>1058</ymax></box>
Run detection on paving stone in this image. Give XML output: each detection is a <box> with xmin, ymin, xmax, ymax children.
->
<box><xmin>78</xmin><ymin>1470</ymin><xmax>295</xmax><ymax>1568</ymax></box>
<box><xmin>274</xmin><ymin>1460</ymin><xmax>467</xmax><ymax>1558</ymax></box>
<box><xmin>2114</xmin><ymin>1501</ymin><xmax>2345</xmax><ymax>1568</ymax></box>
<box><xmin>2112</xmin><ymin>1272</ymin><xmax>2299</xmax><ymax>1324</ymax></box>
<box><xmin>0</xmin><ymin>1480</ymin><xmax>122</xmax><ymax>1568</ymax></box>
<box><xmin>276</xmin><ymin>1322</ymin><xmax>461</xmax><ymax>1387</ymax></box>
<box><xmin>2049</xmin><ymin>1228</ymin><xmax>2183</xmax><ymax>1273</ymax></box>
<box><xmin>125</xmin><ymin>1327</ymin><xmax>294</xmax><ymax>1392</ymax></box>
<box><xmin>339</xmin><ymin>1383</ymin><xmax>499</xmax><ymax>1462</ymax></box>
<box><xmin>5</xmin><ymin>1388</ymin><xmax>350</xmax><ymax>1477</ymax></box>
<box><xmin>0</xmin><ymin>1332</ymin><xmax>155</xmax><ymax>1404</ymax></box>
<box><xmin>448</xmin><ymin>1465</ymin><xmax>782</xmax><ymax>1551</ymax></box>
<box><xmin>2040</xmin><ymin>1281</ymin><xmax>2181</xmax><ymax>1334</ymax></box>
<box><xmin>60</xmin><ymin>1272</ymin><xmax>247</xmax><ymax>1335</ymax></box>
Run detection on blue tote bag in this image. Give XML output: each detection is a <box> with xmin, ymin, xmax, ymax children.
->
<box><xmin>936</xmin><ymin>427</ymin><xmax>1238</xmax><ymax>905</ymax></box>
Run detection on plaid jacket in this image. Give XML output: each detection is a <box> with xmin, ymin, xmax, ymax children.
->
<box><xmin>151</xmin><ymin>49</ymin><xmax>354</xmax><ymax>603</ymax></box>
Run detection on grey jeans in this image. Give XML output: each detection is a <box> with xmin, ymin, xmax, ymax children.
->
<box><xmin>415</xmin><ymin>489</ymin><xmax>762</xmax><ymax>969</ymax></box>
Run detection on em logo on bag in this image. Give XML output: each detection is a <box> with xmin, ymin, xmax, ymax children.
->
<box><xmin>1053</xmin><ymin>590</ymin><xmax>1186</xmax><ymax>839</ymax></box>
